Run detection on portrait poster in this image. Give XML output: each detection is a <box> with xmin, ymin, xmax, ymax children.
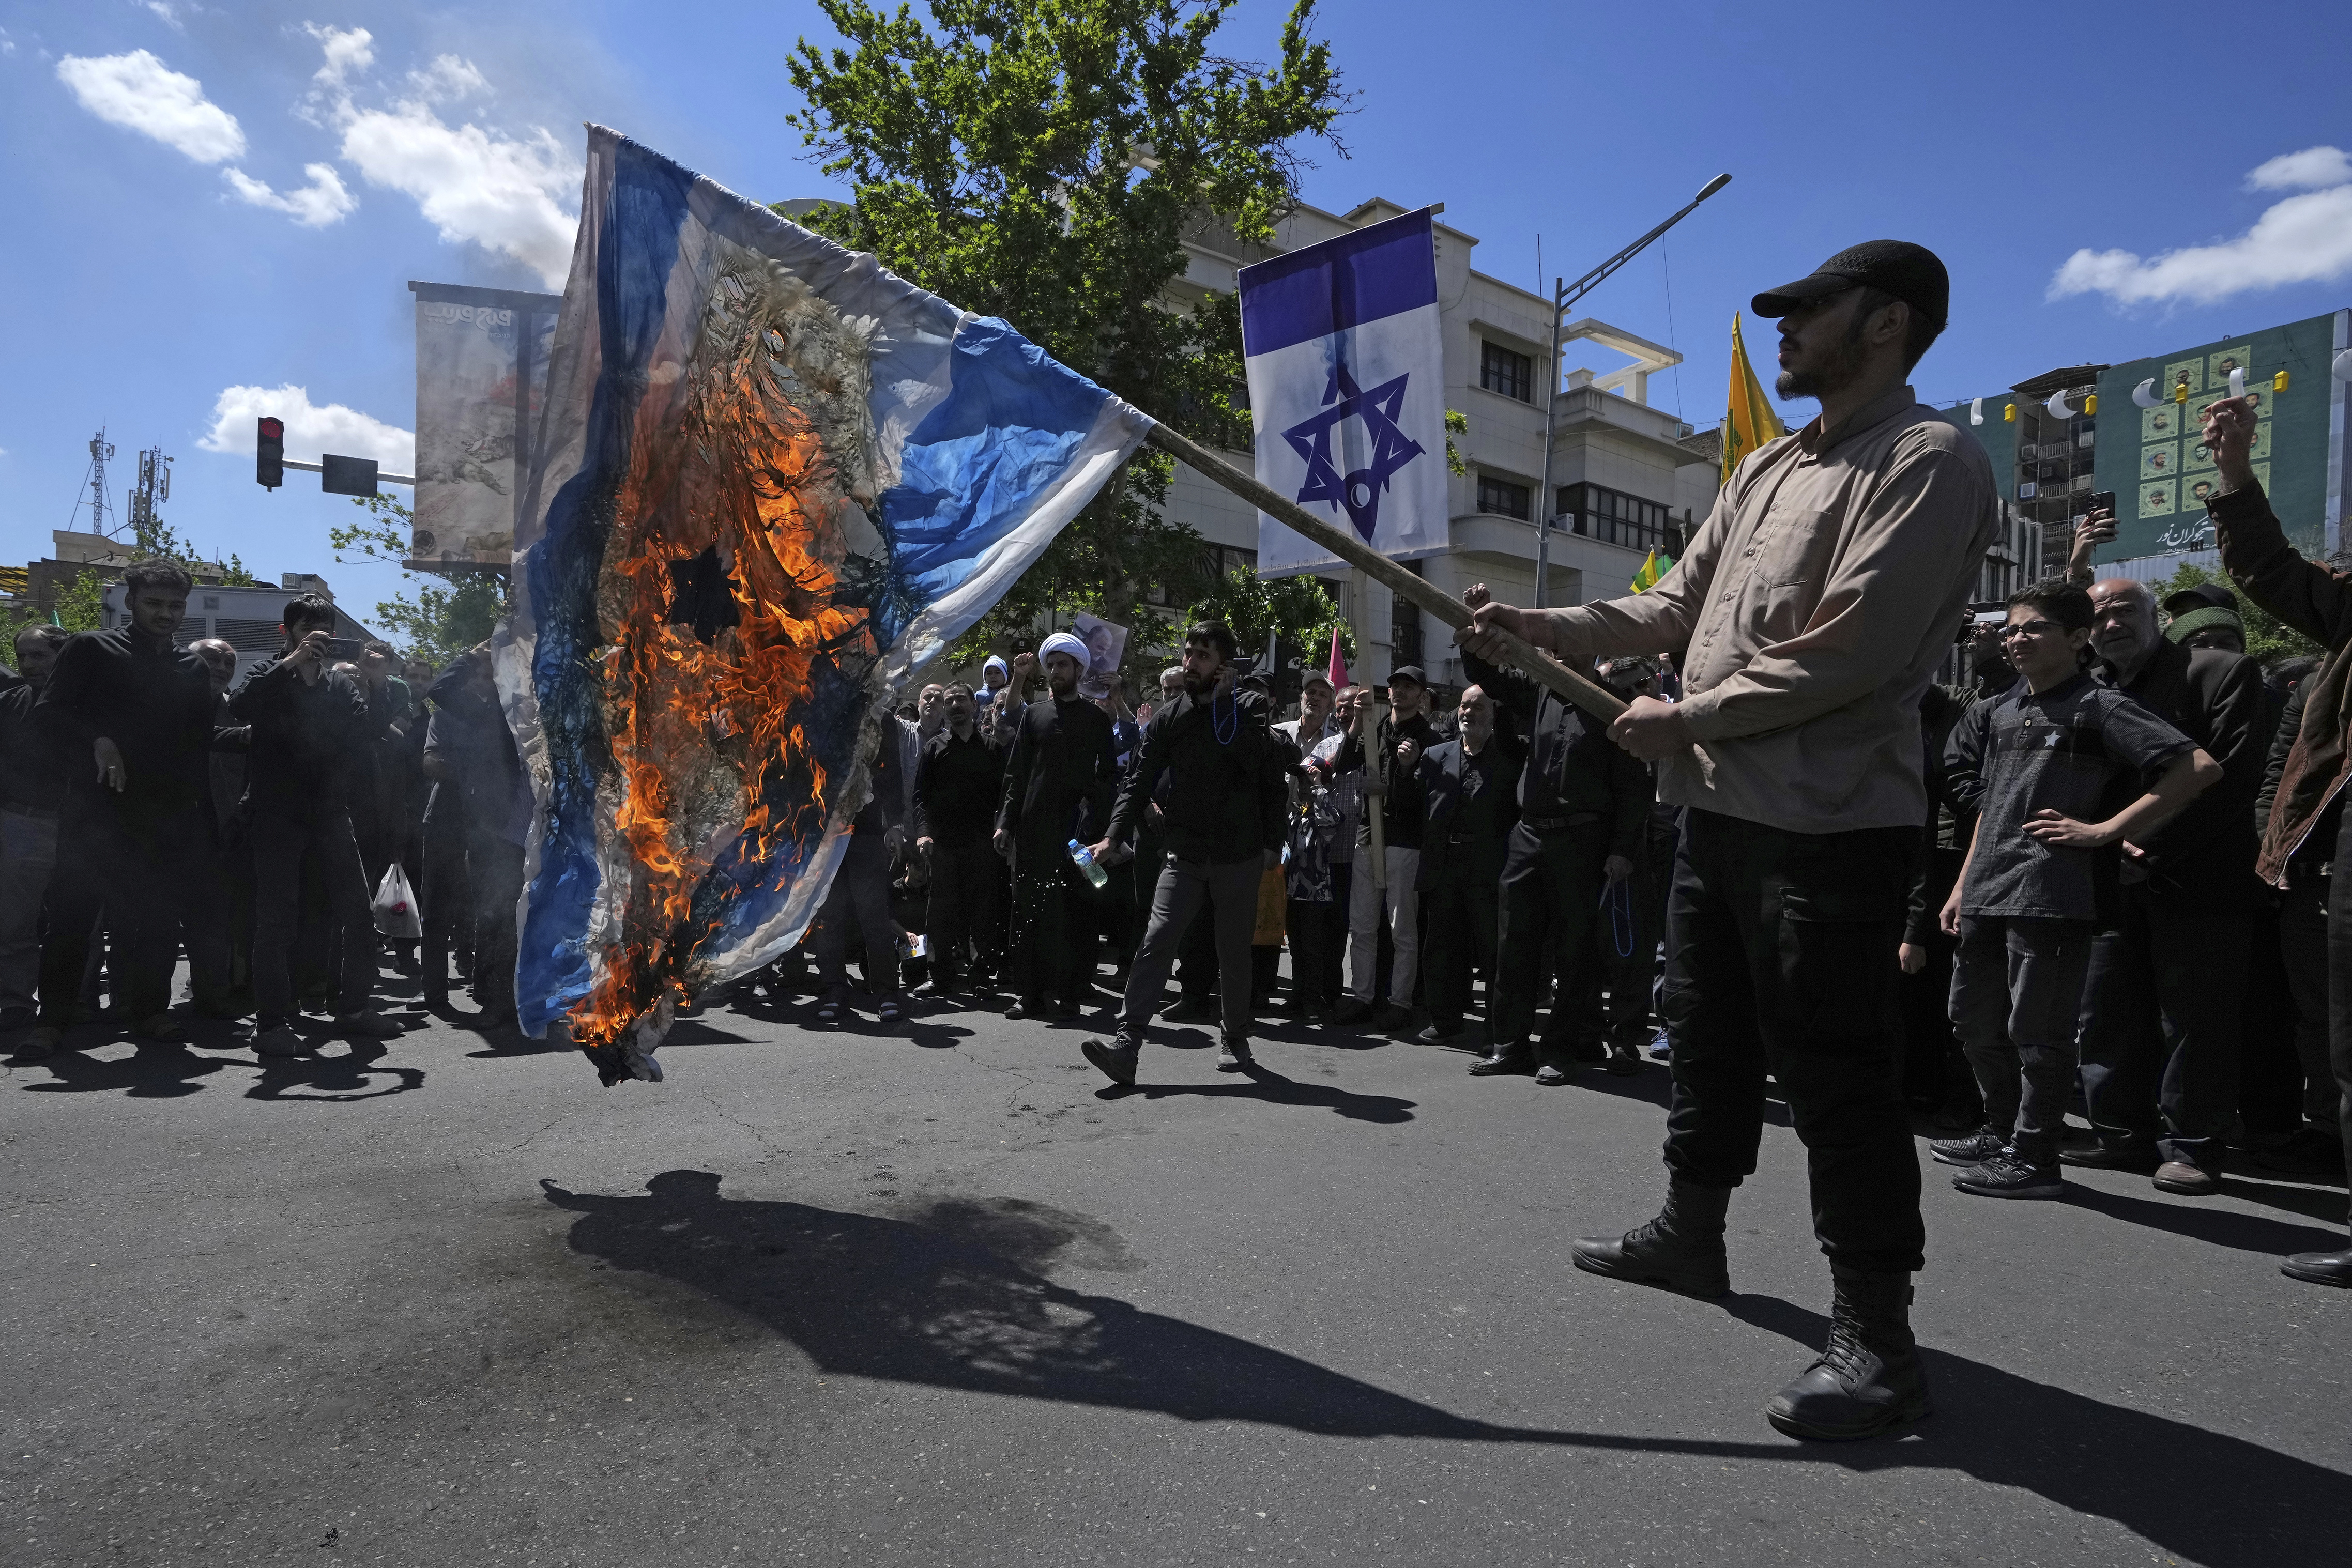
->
<box><xmin>2139</xmin><ymin>442</ymin><xmax>2177</xmax><ymax>479</ymax></box>
<box><xmin>408</xmin><ymin>281</ymin><xmax>561</xmax><ymax>572</ymax></box>
<box><xmin>2140</xmin><ymin>405</ymin><xmax>2179</xmax><ymax>442</ymax></box>
<box><xmin>1070</xmin><ymin>611</ymin><xmax>1129</xmax><ymax>700</ymax></box>
<box><xmin>2139</xmin><ymin>479</ymin><xmax>2177</xmax><ymax>518</ymax></box>
<box><xmin>2207</xmin><ymin>345</ymin><xmax>2254</xmax><ymax>387</ymax></box>
<box><xmin>2164</xmin><ymin>357</ymin><xmax>2205</xmax><ymax>399</ymax></box>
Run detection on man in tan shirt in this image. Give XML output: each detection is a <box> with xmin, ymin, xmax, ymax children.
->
<box><xmin>1466</xmin><ymin>240</ymin><xmax>1998</xmax><ymax>1441</ymax></box>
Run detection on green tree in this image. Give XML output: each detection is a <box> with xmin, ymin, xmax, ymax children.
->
<box><xmin>2155</xmin><ymin>561</ymin><xmax>2320</xmax><ymax>666</ymax></box>
<box><xmin>785</xmin><ymin>0</ymin><xmax>1348</xmax><ymax>657</ymax></box>
<box><xmin>327</xmin><ymin>493</ymin><xmax>513</xmax><ymax>669</ymax></box>
<box><xmin>0</xmin><ymin>569</ymin><xmax>106</xmax><ymax>669</ymax></box>
<box><xmin>1182</xmin><ymin>564</ymin><xmax>1351</xmax><ymax>675</ymax></box>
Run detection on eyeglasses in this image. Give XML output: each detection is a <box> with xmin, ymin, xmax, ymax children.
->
<box><xmin>1999</xmin><ymin>619</ymin><xmax>2063</xmax><ymax>641</ymax></box>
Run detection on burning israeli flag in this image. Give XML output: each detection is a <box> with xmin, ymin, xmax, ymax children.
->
<box><xmin>502</xmin><ymin>128</ymin><xmax>1149</xmax><ymax>1083</ymax></box>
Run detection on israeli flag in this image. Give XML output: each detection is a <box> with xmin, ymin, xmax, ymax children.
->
<box><xmin>1241</xmin><ymin>208</ymin><xmax>1449</xmax><ymax>576</ymax></box>
<box><xmin>503</xmin><ymin>127</ymin><xmax>1149</xmax><ymax>1078</ymax></box>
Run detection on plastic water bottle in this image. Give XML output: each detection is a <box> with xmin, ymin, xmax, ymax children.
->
<box><xmin>1068</xmin><ymin>838</ymin><xmax>1109</xmax><ymax>889</ymax></box>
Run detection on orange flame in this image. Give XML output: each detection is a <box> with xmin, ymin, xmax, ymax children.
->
<box><xmin>564</xmin><ymin>343</ymin><xmax>878</xmax><ymax>1047</ymax></box>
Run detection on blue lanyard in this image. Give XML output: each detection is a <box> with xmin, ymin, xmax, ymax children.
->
<box><xmin>1597</xmin><ymin>875</ymin><xmax>1635</xmax><ymax>958</ymax></box>
<box><xmin>1211</xmin><ymin>687</ymin><xmax>1238</xmax><ymax>745</ymax></box>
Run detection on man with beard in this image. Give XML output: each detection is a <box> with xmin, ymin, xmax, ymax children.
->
<box><xmin>37</xmin><ymin>561</ymin><xmax>233</xmax><ymax>1044</ymax></box>
<box><xmin>2066</xmin><ymin>575</ymin><xmax>2262</xmax><ymax>1193</ymax></box>
<box><xmin>1464</xmin><ymin>241</ymin><xmax>1997</xmax><ymax>1441</ymax></box>
<box><xmin>1079</xmin><ymin>621</ymin><xmax>1286</xmax><ymax>1083</ymax></box>
<box><xmin>995</xmin><ymin>633</ymin><xmax>1118</xmax><ymax>1021</ymax></box>
<box><xmin>1328</xmin><ymin>665</ymin><xmax>1437</xmax><ymax>1031</ymax></box>
<box><xmin>1412</xmin><ymin>683</ymin><xmax>1522</xmax><ymax>1048</ymax></box>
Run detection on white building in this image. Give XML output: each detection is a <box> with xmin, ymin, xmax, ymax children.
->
<box><xmin>1164</xmin><ymin>198</ymin><xmax>1723</xmax><ymax>690</ymax></box>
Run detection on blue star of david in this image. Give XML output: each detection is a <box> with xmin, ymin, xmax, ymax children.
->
<box><xmin>1280</xmin><ymin>360</ymin><xmax>1426</xmax><ymax>543</ymax></box>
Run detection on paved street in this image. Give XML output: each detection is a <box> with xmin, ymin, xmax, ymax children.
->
<box><xmin>5</xmin><ymin>970</ymin><xmax>2349</xmax><ymax>1568</ymax></box>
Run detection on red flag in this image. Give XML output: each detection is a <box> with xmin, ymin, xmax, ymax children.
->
<box><xmin>1326</xmin><ymin>626</ymin><xmax>1348</xmax><ymax>689</ymax></box>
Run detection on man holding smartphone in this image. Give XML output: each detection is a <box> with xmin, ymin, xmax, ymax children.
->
<box><xmin>231</xmin><ymin>593</ymin><xmax>403</xmax><ymax>1056</ymax></box>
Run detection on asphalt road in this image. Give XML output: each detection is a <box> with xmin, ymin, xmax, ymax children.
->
<box><xmin>4</xmin><ymin>965</ymin><xmax>2348</xmax><ymax>1568</ymax></box>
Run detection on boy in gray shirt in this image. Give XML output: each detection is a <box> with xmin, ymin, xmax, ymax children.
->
<box><xmin>1937</xmin><ymin>580</ymin><xmax>2219</xmax><ymax>1197</ymax></box>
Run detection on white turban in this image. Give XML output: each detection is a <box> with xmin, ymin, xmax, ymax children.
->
<box><xmin>1038</xmin><ymin>632</ymin><xmax>1090</xmax><ymax>667</ymax></box>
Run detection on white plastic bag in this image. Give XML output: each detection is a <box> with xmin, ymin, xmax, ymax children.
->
<box><xmin>372</xmin><ymin>862</ymin><xmax>423</xmax><ymax>940</ymax></box>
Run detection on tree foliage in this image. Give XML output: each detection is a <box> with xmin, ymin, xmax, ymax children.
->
<box><xmin>784</xmin><ymin>0</ymin><xmax>1349</xmax><ymax>658</ymax></box>
<box><xmin>0</xmin><ymin>570</ymin><xmax>105</xmax><ymax>668</ymax></box>
<box><xmin>328</xmin><ymin>493</ymin><xmax>513</xmax><ymax>669</ymax></box>
<box><xmin>1182</xmin><ymin>565</ymin><xmax>1351</xmax><ymax>675</ymax></box>
<box><xmin>2156</xmin><ymin>560</ymin><xmax>2321</xmax><ymax>667</ymax></box>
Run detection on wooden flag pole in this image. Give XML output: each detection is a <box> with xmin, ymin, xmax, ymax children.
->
<box><xmin>1142</xmin><ymin>422</ymin><xmax>1627</xmax><ymax>726</ymax></box>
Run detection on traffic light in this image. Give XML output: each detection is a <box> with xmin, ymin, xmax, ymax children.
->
<box><xmin>256</xmin><ymin>416</ymin><xmax>284</xmax><ymax>490</ymax></box>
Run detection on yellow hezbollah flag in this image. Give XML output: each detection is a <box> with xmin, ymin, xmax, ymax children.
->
<box><xmin>1722</xmin><ymin>311</ymin><xmax>1785</xmax><ymax>484</ymax></box>
<box><xmin>1631</xmin><ymin>549</ymin><xmax>1675</xmax><ymax>593</ymax></box>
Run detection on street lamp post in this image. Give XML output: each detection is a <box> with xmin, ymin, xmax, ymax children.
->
<box><xmin>1532</xmin><ymin>173</ymin><xmax>1732</xmax><ymax>608</ymax></box>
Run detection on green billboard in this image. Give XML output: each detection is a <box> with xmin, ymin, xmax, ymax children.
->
<box><xmin>2091</xmin><ymin>310</ymin><xmax>2350</xmax><ymax>564</ymax></box>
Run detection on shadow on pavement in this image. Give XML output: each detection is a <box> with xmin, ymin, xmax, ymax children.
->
<box><xmin>15</xmin><ymin>1037</ymin><xmax>234</xmax><ymax>1098</ymax></box>
<box><xmin>2059</xmin><ymin>1181</ymin><xmax>2348</xmax><ymax>1256</ymax></box>
<box><xmin>1721</xmin><ymin>1292</ymin><xmax>2352</xmax><ymax>1568</ymax></box>
<box><xmin>1122</xmin><ymin>1064</ymin><xmax>1415</xmax><ymax>1122</ymax></box>
<box><xmin>246</xmin><ymin>1039</ymin><xmax>425</xmax><ymax>1102</ymax></box>
<box><xmin>543</xmin><ymin>1171</ymin><xmax>2352</xmax><ymax>1567</ymax></box>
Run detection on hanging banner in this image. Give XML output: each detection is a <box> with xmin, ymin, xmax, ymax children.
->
<box><xmin>1241</xmin><ymin>208</ymin><xmax>1449</xmax><ymax>576</ymax></box>
<box><xmin>406</xmin><ymin>281</ymin><xmax>561</xmax><ymax>572</ymax></box>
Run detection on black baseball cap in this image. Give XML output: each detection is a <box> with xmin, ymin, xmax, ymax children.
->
<box><xmin>1388</xmin><ymin>665</ymin><xmax>1427</xmax><ymax>687</ymax></box>
<box><xmin>1752</xmin><ymin>240</ymin><xmax>1949</xmax><ymax>329</ymax></box>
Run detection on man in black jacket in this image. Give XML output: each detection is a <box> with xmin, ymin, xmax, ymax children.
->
<box><xmin>995</xmin><ymin>634</ymin><xmax>1118</xmax><ymax>1020</ymax></box>
<box><xmin>2068</xmin><ymin>575</ymin><xmax>2264</xmax><ymax>1192</ymax></box>
<box><xmin>1080</xmin><ymin>621</ymin><xmax>1287</xmax><ymax>1083</ymax></box>
<box><xmin>1413</xmin><ymin>683</ymin><xmax>1522</xmax><ymax>1046</ymax></box>
<box><xmin>37</xmin><ymin>561</ymin><xmax>232</xmax><ymax>1042</ymax></box>
<box><xmin>232</xmin><ymin>594</ymin><xmax>401</xmax><ymax>1056</ymax></box>
<box><xmin>914</xmin><ymin>683</ymin><xmax>1003</xmax><ymax>999</ymax></box>
<box><xmin>1460</xmin><ymin>588</ymin><xmax>1652</xmax><ymax>1080</ymax></box>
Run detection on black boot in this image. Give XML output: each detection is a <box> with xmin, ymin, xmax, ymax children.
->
<box><xmin>2282</xmin><ymin>1227</ymin><xmax>2352</xmax><ymax>1288</ymax></box>
<box><xmin>1570</xmin><ymin>1178</ymin><xmax>1732</xmax><ymax>1297</ymax></box>
<box><xmin>1765</xmin><ymin>1265</ymin><xmax>1932</xmax><ymax>1440</ymax></box>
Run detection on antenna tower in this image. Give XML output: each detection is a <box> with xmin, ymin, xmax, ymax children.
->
<box><xmin>127</xmin><ymin>444</ymin><xmax>173</xmax><ymax>548</ymax></box>
<box><xmin>72</xmin><ymin>429</ymin><xmax>116</xmax><ymax>535</ymax></box>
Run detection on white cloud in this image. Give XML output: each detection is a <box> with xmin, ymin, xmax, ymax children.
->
<box><xmin>1</xmin><ymin>28</ymin><xmax>17</xmax><ymax>57</ymax></box>
<box><xmin>145</xmin><ymin>2</ymin><xmax>187</xmax><ymax>32</ymax></box>
<box><xmin>223</xmin><ymin>162</ymin><xmax>356</xmax><ymax>226</ymax></box>
<box><xmin>57</xmin><ymin>49</ymin><xmax>246</xmax><ymax>163</ymax></box>
<box><xmin>199</xmin><ymin>384</ymin><xmax>414</xmax><ymax>471</ymax></box>
<box><xmin>407</xmin><ymin>54</ymin><xmax>488</xmax><ymax>103</ymax></box>
<box><xmin>2248</xmin><ymin>145</ymin><xmax>2352</xmax><ymax>192</ymax></box>
<box><xmin>2050</xmin><ymin>150</ymin><xmax>2352</xmax><ymax>306</ymax></box>
<box><xmin>298</xmin><ymin>30</ymin><xmax>578</xmax><ymax>287</ymax></box>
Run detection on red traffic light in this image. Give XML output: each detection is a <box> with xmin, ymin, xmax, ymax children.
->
<box><xmin>256</xmin><ymin>416</ymin><xmax>285</xmax><ymax>490</ymax></box>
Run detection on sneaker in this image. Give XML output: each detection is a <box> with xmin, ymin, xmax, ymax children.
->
<box><xmin>1003</xmin><ymin>997</ymin><xmax>1040</xmax><ymax>1021</ymax></box>
<box><xmin>1930</xmin><ymin>1126</ymin><xmax>2008</xmax><ymax>1167</ymax></box>
<box><xmin>815</xmin><ymin>990</ymin><xmax>850</xmax><ymax>1023</ymax></box>
<box><xmin>1327</xmin><ymin>996</ymin><xmax>1372</xmax><ymax>1027</ymax></box>
<box><xmin>1533</xmin><ymin>1060</ymin><xmax>1572</xmax><ymax>1086</ymax></box>
<box><xmin>1951</xmin><ymin>1149</ymin><xmax>2065</xmax><ymax>1200</ymax></box>
<box><xmin>1415</xmin><ymin>1022</ymin><xmax>1464</xmax><ymax>1046</ymax></box>
<box><xmin>1646</xmin><ymin>1028</ymin><xmax>1671</xmax><ymax>1062</ymax></box>
<box><xmin>1604</xmin><ymin>1040</ymin><xmax>1642</xmax><ymax>1076</ymax></box>
<box><xmin>1081</xmin><ymin>1037</ymin><xmax>1139</xmax><ymax>1086</ymax></box>
<box><xmin>332</xmin><ymin>1011</ymin><xmax>403</xmax><ymax>1039</ymax></box>
<box><xmin>253</xmin><ymin>1024</ymin><xmax>308</xmax><ymax>1058</ymax></box>
<box><xmin>1162</xmin><ymin>995</ymin><xmax>1218</xmax><ymax>1025</ymax></box>
<box><xmin>876</xmin><ymin>999</ymin><xmax>903</xmax><ymax>1024</ymax></box>
<box><xmin>1216</xmin><ymin>1038</ymin><xmax>1253</xmax><ymax>1072</ymax></box>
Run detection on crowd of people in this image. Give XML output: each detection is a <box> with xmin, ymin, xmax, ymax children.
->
<box><xmin>4</xmin><ymin>239</ymin><xmax>2348</xmax><ymax>1449</ymax></box>
<box><xmin>0</xmin><ymin>569</ymin><xmax>530</xmax><ymax>1059</ymax></box>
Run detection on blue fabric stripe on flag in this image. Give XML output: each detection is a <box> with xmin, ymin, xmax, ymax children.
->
<box><xmin>880</xmin><ymin>316</ymin><xmax>1113</xmax><ymax>603</ymax></box>
<box><xmin>1238</xmin><ymin>208</ymin><xmax>1437</xmax><ymax>358</ymax></box>
<box><xmin>513</xmin><ymin>137</ymin><xmax>693</xmax><ymax>1034</ymax></box>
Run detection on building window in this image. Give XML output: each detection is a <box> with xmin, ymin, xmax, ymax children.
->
<box><xmin>1480</xmin><ymin>341</ymin><xmax>1533</xmax><ymax>403</ymax></box>
<box><xmin>1477</xmin><ymin>474</ymin><xmax>1531</xmax><ymax>520</ymax></box>
<box><xmin>1556</xmin><ymin>482</ymin><xmax>1673</xmax><ymax>556</ymax></box>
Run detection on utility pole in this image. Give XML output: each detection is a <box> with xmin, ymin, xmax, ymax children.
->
<box><xmin>1532</xmin><ymin>173</ymin><xmax>1732</xmax><ymax>608</ymax></box>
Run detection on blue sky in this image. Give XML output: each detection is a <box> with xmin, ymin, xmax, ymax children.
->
<box><xmin>3</xmin><ymin>1</ymin><xmax>2348</xmax><ymax>630</ymax></box>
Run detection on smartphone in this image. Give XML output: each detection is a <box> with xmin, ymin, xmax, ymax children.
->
<box><xmin>2088</xmin><ymin>490</ymin><xmax>2116</xmax><ymax>519</ymax></box>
